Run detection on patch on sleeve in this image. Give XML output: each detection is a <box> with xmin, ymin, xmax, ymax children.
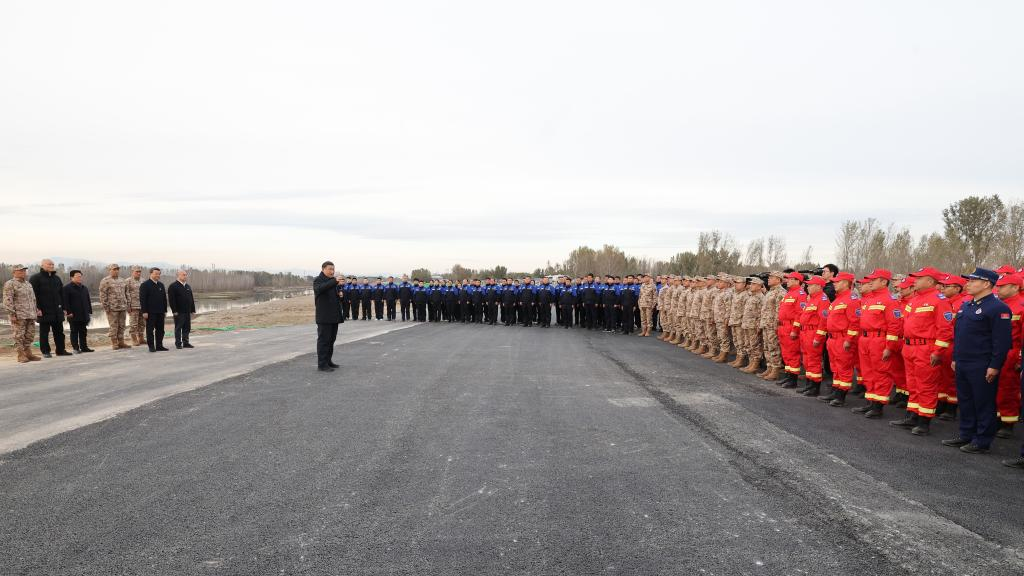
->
<box><xmin>943</xmin><ymin>312</ymin><xmax>954</xmax><ymax>321</ymax></box>
<box><xmin>799</xmin><ymin>302</ymin><xmax>807</xmax><ymax>309</ymax></box>
<box><xmin>855</xmin><ymin>308</ymin><xmax>861</xmax><ymax>316</ymax></box>
<box><xmin>893</xmin><ymin>309</ymin><xmax>902</xmax><ymax>319</ymax></box>
<box><xmin>1001</xmin><ymin>313</ymin><xmax>1011</xmax><ymax>320</ymax></box>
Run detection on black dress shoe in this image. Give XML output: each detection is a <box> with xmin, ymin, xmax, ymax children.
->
<box><xmin>175</xmin><ymin>344</ymin><xmax>182</xmax><ymax>349</ymax></box>
<box><xmin>1001</xmin><ymin>457</ymin><xmax>1024</xmax><ymax>469</ymax></box>
<box><xmin>81</xmin><ymin>348</ymin><xmax>95</xmax><ymax>353</ymax></box>
<box><xmin>156</xmin><ymin>347</ymin><xmax>170</xmax><ymax>351</ymax></box>
<box><xmin>941</xmin><ymin>437</ymin><xmax>971</xmax><ymax>447</ymax></box>
<box><xmin>318</xmin><ymin>366</ymin><xmax>335</xmax><ymax>372</ymax></box>
<box><xmin>328</xmin><ymin>362</ymin><xmax>340</xmax><ymax>368</ymax></box>
<box><xmin>56</xmin><ymin>351</ymin><xmax>73</xmax><ymax>356</ymax></box>
<box><xmin>959</xmin><ymin>443</ymin><xmax>988</xmax><ymax>454</ymax></box>
<box><xmin>183</xmin><ymin>343</ymin><xmax>194</xmax><ymax>349</ymax></box>
<box><xmin>43</xmin><ymin>353</ymin><xmax>52</xmax><ymax>358</ymax></box>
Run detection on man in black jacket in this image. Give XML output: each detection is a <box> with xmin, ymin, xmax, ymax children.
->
<box><xmin>29</xmin><ymin>259</ymin><xmax>70</xmax><ymax>357</ymax></box>
<box><xmin>168</xmin><ymin>270</ymin><xmax>197</xmax><ymax>349</ymax></box>
<box><xmin>139</xmin><ymin>267</ymin><xmax>169</xmax><ymax>352</ymax></box>
<box><xmin>384</xmin><ymin>276</ymin><xmax>398</xmax><ymax>321</ymax></box>
<box><xmin>398</xmin><ymin>275</ymin><xmax>413</xmax><ymax>321</ymax></box>
<box><xmin>62</xmin><ymin>269</ymin><xmax>94</xmax><ymax>353</ymax></box>
<box><xmin>314</xmin><ymin>261</ymin><xmax>343</xmax><ymax>372</ymax></box>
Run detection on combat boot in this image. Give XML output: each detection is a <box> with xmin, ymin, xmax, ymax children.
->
<box><xmin>828</xmin><ymin>390</ymin><xmax>848</xmax><ymax>407</ymax></box>
<box><xmin>889</xmin><ymin>412</ymin><xmax>918</xmax><ymax>429</ymax></box>
<box><xmin>938</xmin><ymin>404</ymin><xmax>958</xmax><ymax>422</ymax></box>
<box><xmin>741</xmin><ymin>358</ymin><xmax>761</xmax><ymax>374</ymax></box>
<box><xmin>729</xmin><ymin>353</ymin><xmax>746</xmax><ymax>368</ymax></box>
<box><xmin>781</xmin><ymin>374</ymin><xmax>799</xmax><ymax>389</ymax></box>
<box><xmin>818</xmin><ymin>387</ymin><xmax>838</xmax><ymax>403</ymax></box>
<box><xmin>762</xmin><ymin>366</ymin><xmax>782</xmax><ymax>381</ymax></box>
<box><xmin>864</xmin><ymin>402</ymin><xmax>884</xmax><ymax>419</ymax></box>
<box><xmin>713</xmin><ymin>350</ymin><xmax>729</xmax><ymax>363</ymax></box>
<box><xmin>911</xmin><ymin>417</ymin><xmax>931</xmax><ymax>436</ymax></box>
<box><xmin>801</xmin><ymin>381</ymin><xmax>822</xmax><ymax>397</ymax></box>
<box><xmin>119</xmin><ymin>339</ymin><xmax>132</xmax><ymax>349</ymax></box>
<box><xmin>851</xmin><ymin>402</ymin><xmax>874</xmax><ymax>415</ymax></box>
<box><xmin>16</xmin><ymin>350</ymin><xmax>28</xmax><ymax>363</ymax></box>
<box><xmin>702</xmin><ymin>347</ymin><xmax>717</xmax><ymax>359</ymax></box>
<box><xmin>996</xmin><ymin>423</ymin><xmax>1015</xmax><ymax>439</ymax></box>
<box><xmin>27</xmin><ymin>351</ymin><xmax>42</xmax><ymax>361</ymax></box>
<box><xmin>111</xmin><ymin>341</ymin><xmax>120</xmax><ymax>351</ymax></box>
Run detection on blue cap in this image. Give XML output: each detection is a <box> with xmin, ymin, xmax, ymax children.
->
<box><xmin>962</xmin><ymin>267</ymin><xmax>999</xmax><ymax>284</ymax></box>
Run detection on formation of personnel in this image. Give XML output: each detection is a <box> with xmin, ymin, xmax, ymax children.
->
<box><xmin>3</xmin><ymin>260</ymin><xmax>198</xmax><ymax>362</ymax></box>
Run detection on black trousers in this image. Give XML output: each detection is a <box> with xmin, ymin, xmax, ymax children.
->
<box><xmin>37</xmin><ymin>318</ymin><xmax>66</xmax><ymax>354</ymax></box>
<box><xmin>341</xmin><ymin>300</ymin><xmax>350</xmax><ymax>319</ymax></box>
<box><xmin>622</xmin><ymin>304</ymin><xmax>636</xmax><ymax>333</ymax></box>
<box><xmin>350</xmin><ymin>300</ymin><xmax>360</xmax><ymax>321</ymax></box>
<box><xmin>69</xmin><ymin>320</ymin><xmax>88</xmax><ymax>350</ymax></box>
<box><xmin>521</xmin><ymin>304</ymin><xmax>533</xmax><ymax>326</ymax></box>
<box><xmin>373</xmin><ymin>300</ymin><xmax>384</xmax><ymax>320</ymax></box>
<box><xmin>560</xmin><ymin>305</ymin><xmax>574</xmax><ymax>327</ymax></box>
<box><xmin>146</xmin><ymin>313</ymin><xmax>166</xmax><ymax>350</ymax></box>
<box><xmin>583</xmin><ymin>303</ymin><xmax>596</xmax><ymax>329</ymax></box>
<box><xmin>538</xmin><ymin>303</ymin><xmax>552</xmax><ymax>326</ymax></box>
<box><xmin>173</xmin><ymin>313</ymin><xmax>191</xmax><ymax>346</ymax></box>
<box><xmin>361</xmin><ymin>299</ymin><xmax>372</xmax><ymax>319</ymax></box>
<box><xmin>386</xmin><ymin>300</ymin><xmax>396</xmax><ymax>320</ymax></box>
<box><xmin>414</xmin><ymin>302</ymin><xmax>427</xmax><ymax>321</ymax></box>
<box><xmin>316</xmin><ymin>322</ymin><xmax>339</xmax><ymax>368</ymax></box>
<box><xmin>487</xmin><ymin>302</ymin><xmax>498</xmax><ymax>324</ymax></box>
<box><xmin>400</xmin><ymin>300</ymin><xmax>411</xmax><ymax>321</ymax></box>
<box><xmin>652</xmin><ymin>309</ymin><xmax>660</xmax><ymax>331</ymax></box>
<box><xmin>428</xmin><ymin>303</ymin><xmax>441</xmax><ymax>322</ymax></box>
<box><xmin>604</xmin><ymin>305</ymin><xmax>616</xmax><ymax>330</ymax></box>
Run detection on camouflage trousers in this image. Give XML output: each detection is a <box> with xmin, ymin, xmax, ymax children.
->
<box><xmin>106</xmin><ymin>310</ymin><xmax>126</xmax><ymax>344</ymax></box>
<box><xmin>704</xmin><ymin>320</ymin><xmax>719</xmax><ymax>350</ymax></box>
<box><xmin>745</xmin><ymin>328</ymin><xmax>763</xmax><ymax>360</ymax></box>
<box><xmin>640</xmin><ymin>307</ymin><xmax>654</xmax><ymax>332</ymax></box>
<box><xmin>128</xmin><ymin>310</ymin><xmax>145</xmax><ymax>341</ymax></box>
<box><xmin>12</xmin><ymin>319</ymin><xmax>35</xmax><ymax>355</ymax></box>
<box><xmin>716</xmin><ymin>322</ymin><xmax>732</xmax><ymax>353</ymax></box>
<box><xmin>730</xmin><ymin>324</ymin><xmax>744</xmax><ymax>355</ymax></box>
<box><xmin>762</xmin><ymin>326</ymin><xmax>782</xmax><ymax>368</ymax></box>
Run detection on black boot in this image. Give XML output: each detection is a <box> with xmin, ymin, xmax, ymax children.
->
<box><xmin>911</xmin><ymin>417</ymin><xmax>931</xmax><ymax>436</ymax></box>
<box><xmin>802</xmin><ymin>381</ymin><xmax>822</xmax><ymax>397</ymax></box>
<box><xmin>851</xmin><ymin>402</ymin><xmax>873</xmax><ymax>414</ymax></box>
<box><xmin>889</xmin><ymin>412</ymin><xmax>917</xmax><ymax>428</ymax></box>
<box><xmin>864</xmin><ymin>402</ymin><xmax>884</xmax><ymax>419</ymax></box>
<box><xmin>828</xmin><ymin>389</ymin><xmax>848</xmax><ymax>407</ymax></box>
<box><xmin>996</xmin><ymin>423</ymin><xmax>1015</xmax><ymax>439</ymax></box>
<box><xmin>938</xmin><ymin>404</ymin><xmax>958</xmax><ymax>422</ymax></box>
<box><xmin>795</xmin><ymin>379</ymin><xmax>815</xmax><ymax>394</ymax></box>
<box><xmin>851</xmin><ymin>382</ymin><xmax>866</xmax><ymax>398</ymax></box>
<box><xmin>818</xmin><ymin>387</ymin><xmax>839</xmax><ymax>403</ymax></box>
<box><xmin>893</xmin><ymin>393</ymin><xmax>908</xmax><ymax>409</ymax></box>
<box><xmin>782</xmin><ymin>375</ymin><xmax>799</xmax><ymax>389</ymax></box>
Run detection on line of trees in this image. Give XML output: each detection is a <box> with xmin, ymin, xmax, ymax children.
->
<box><xmin>0</xmin><ymin>262</ymin><xmax>308</xmax><ymax>295</ymax></box>
<box><xmin>405</xmin><ymin>195</ymin><xmax>1022</xmax><ymax>280</ymax></box>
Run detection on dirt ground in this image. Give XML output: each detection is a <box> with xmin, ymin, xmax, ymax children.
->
<box><xmin>0</xmin><ymin>295</ymin><xmax>313</xmax><ymax>359</ymax></box>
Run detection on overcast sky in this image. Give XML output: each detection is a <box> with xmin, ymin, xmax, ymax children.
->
<box><xmin>2</xmin><ymin>1</ymin><xmax>1022</xmax><ymax>275</ymax></box>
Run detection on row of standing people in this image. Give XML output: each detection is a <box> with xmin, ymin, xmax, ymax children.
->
<box><xmin>3</xmin><ymin>260</ymin><xmax>198</xmax><ymax>363</ymax></box>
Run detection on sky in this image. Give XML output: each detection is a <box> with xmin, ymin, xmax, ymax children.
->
<box><xmin>2</xmin><ymin>1</ymin><xmax>1022</xmax><ymax>276</ymax></box>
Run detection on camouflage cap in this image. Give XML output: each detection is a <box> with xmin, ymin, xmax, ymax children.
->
<box><xmin>768</xmin><ymin>270</ymin><xmax>785</xmax><ymax>279</ymax></box>
<box><xmin>732</xmin><ymin>275</ymin><xmax>745</xmax><ymax>283</ymax></box>
<box><xmin>12</xmin><ymin>263</ymin><xmax>28</xmax><ymax>271</ymax></box>
<box><xmin>106</xmin><ymin>263</ymin><xmax>120</xmax><ymax>270</ymax></box>
<box><xmin>130</xmin><ymin>265</ymin><xmax>143</xmax><ymax>272</ymax></box>
<box><xmin>716</xmin><ymin>273</ymin><xmax>731</xmax><ymax>281</ymax></box>
<box><xmin>748</xmin><ymin>276</ymin><xmax>765</xmax><ymax>285</ymax></box>
<box><xmin>705</xmin><ymin>275</ymin><xmax>716</xmax><ymax>281</ymax></box>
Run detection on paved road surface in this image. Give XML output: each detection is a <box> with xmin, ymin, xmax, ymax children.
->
<box><xmin>2</xmin><ymin>322</ymin><xmax>1022</xmax><ymax>575</ymax></box>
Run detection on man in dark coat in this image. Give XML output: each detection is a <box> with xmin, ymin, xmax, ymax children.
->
<box><xmin>139</xmin><ymin>267</ymin><xmax>169</xmax><ymax>352</ymax></box>
<box><xmin>168</xmin><ymin>270</ymin><xmax>197</xmax><ymax>349</ymax></box>
<box><xmin>62</xmin><ymin>269</ymin><xmax>94</xmax><ymax>353</ymax></box>
<box><xmin>29</xmin><ymin>258</ymin><xmax>70</xmax><ymax>357</ymax></box>
<box><xmin>314</xmin><ymin>261</ymin><xmax>343</xmax><ymax>372</ymax></box>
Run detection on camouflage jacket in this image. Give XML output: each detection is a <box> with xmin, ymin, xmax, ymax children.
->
<box><xmin>3</xmin><ymin>278</ymin><xmax>37</xmax><ymax>320</ymax></box>
<box><xmin>639</xmin><ymin>283</ymin><xmax>657</xmax><ymax>307</ymax></box>
<box><xmin>99</xmin><ymin>276</ymin><xmax>128</xmax><ymax>312</ymax></box>
<box><xmin>760</xmin><ymin>285</ymin><xmax>785</xmax><ymax>329</ymax></box>
<box><xmin>742</xmin><ymin>291</ymin><xmax>765</xmax><ymax>329</ymax></box>
<box><xmin>125</xmin><ymin>277</ymin><xmax>141</xmax><ymax>309</ymax></box>
<box><xmin>700</xmin><ymin>288</ymin><xmax>717</xmax><ymax>321</ymax></box>
<box><xmin>729</xmin><ymin>290</ymin><xmax>748</xmax><ymax>326</ymax></box>
<box><xmin>713</xmin><ymin>288</ymin><xmax>733</xmax><ymax>324</ymax></box>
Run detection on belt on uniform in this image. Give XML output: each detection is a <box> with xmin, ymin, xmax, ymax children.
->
<box><xmin>905</xmin><ymin>338</ymin><xmax>929</xmax><ymax>346</ymax></box>
<box><xmin>862</xmin><ymin>330</ymin><xmax>885</xmax><ymax>337</ymax></box>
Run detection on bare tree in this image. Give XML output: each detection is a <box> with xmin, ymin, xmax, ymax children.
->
<box><xmin>765</xmin><ymin>235</ymin><xmax>788</xmax><ymax>269</ymax></box>
<box><xmin>744</xmin><ymin>238</ymin><xmax>765</xmax><ymax>268</ymax></box>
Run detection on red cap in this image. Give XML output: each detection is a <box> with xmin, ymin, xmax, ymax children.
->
<box><xmin>939</xmin><ymin>273</ymin><xmax>965</xmax><ymax>287</ymax></box>
<box><xmin>784</xmin><ymin>271</ymin><xmax>805</xmax><ymax>281</ymax></box>
<box><xmin>805</xmin><ymin>276</ymin><xmax>827</xmax><ymax>286</ymax></box>
<box><xmin>897</xmin><ymin>277</ymin><xmax>915</xmax><ymax>289</ymax></box>
<box><xmin>861</xmin><ymin>268</ymin><xmax>892</xmax><ymax>281</ymax></box>
<box><xmin>909</xmin><ymin>267</ymin><xmax>943</xmax><ymax>280</ymax></box>
<box><xmin>833</xmin><ymin>271</ymin><xmax>856</xmax><ymax>282</ymax></box>
<box><xmin>997</xmin><ymin>274</ymin><xmax>1023</xmax><ymax>287</ymax></box>
<box><xmin>996</xmin><ymin>265</ymin><xmax>1017</xmax><ymax>274</ymax></box>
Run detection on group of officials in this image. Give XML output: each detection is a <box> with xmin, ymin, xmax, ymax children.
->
<box><xmin>313</xmin><ymin>261</ymin><xmax>1024</xmax><ymax>470</ymax></box>
<box><xmin>3</xmin><ymin>260</ymin><xmax>198</xmax><ymax>360</ymax></box>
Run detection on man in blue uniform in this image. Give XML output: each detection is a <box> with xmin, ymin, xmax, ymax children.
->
<box><xmin>398</xmin><ymin>275</ymin><xmax>413</xmax><ymax>321</ymax></box>
<box><xmin>384</xmin><ymin>276</ymin><xmax>398</xmax><ymax>321</ymax></box>
<box><xmin>536</xmin><ymin>277</ymin><xmax>556</xmax><ymax>327</ymax></box>
<box><xmin>412</xmin><ymin>279</ymin><xmax>428</xmax><ymax>322</ymax></box>
<box><xmin>941</xmin><ymin>268</ymin><xmax>1013</xmax><ymax>454</ymax></box>
<box><xmin>559</xmin><ymin>278</ymin><xmax>578</xmax><ymax>329</ymax></box>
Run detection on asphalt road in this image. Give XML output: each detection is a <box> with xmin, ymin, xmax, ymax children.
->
<box><xmin>2</xmin><ymin>322</ymin><xmax>1023</xmax><ymax>575</ymax></box>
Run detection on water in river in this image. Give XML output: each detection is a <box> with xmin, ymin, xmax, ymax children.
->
<box><xmin>0</xmin><ymin>288</ymin><xmax>311</xmax><ymax>330</ymax></box>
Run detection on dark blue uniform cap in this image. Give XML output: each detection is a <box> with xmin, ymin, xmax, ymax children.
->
<box><xmin>962</xmin><ymin>268</ymin><xmax>999</xmax><ymax>284</ymax></box>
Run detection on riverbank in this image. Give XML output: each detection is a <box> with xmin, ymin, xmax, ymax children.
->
<box><xmin>0</xmin><ymin>294</ymin><xmax>313</xmax><ymax>359</ymax></box>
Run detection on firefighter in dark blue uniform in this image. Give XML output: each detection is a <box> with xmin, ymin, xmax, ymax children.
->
<box><xmin>501</xmin><ymin>279</ymin><xmax>517</xmax><ymax>326</ymax></box>
<box><xmin>444</xmin><ymin>281</ymin><xmax>460</xmax><ymax>322</ymax></box>
<box><xmin>559</xmin><ymin>279</ymin><xmax>578</xmax><ymax>329</ymax></box>
<box><xmin>536</xmin><ymin>277</ymin><xmax>556</xmax><ymax>327</ymax></box>
<box><xmin>384</xmin><ymin>276</ymin><xmax>398</xmax><ymax>321</ymax></box>
<box><xmin>519</xmin><ymin>277</ymin><xmax>536</xmax><ymax>327</ymax></box>
<box><xmin>398</xmin><ymin>276</ymin><xmax>413</xmax><ymax>321</ymax></box>
<box><xmin>371</xmin><ymin>278</ymin><xmax>385</xmax><ymax>320</ymax></box>
<box><xmin>580</xmin><ymin>274</ymin><xmax>598</xmax><ymax>330</ymax></box>
<box><xmin>485</xmin><ymin>278</ymin><xmax>500</xmax><ymax>325</ymax></box>
<box><xmin>941</xmin><ymin>268</ymin><xmax>1013</xmax><ymax>454</ymax></box>
<box><xmin>412</xmin><ymin>280</ymin><xmax>428</xmax><ymax>322</ymax></box>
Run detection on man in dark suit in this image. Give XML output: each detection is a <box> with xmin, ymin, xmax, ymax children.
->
<box><xmin>139</xmin><ymin>267</ymin><xmax>169</xmax><ymax>352</ymax></box>
<box><xmin>62</xmin><ymin>269</ymin><xmax>95</xmax><ymax>353</ymax></box>
<box><xmin>168</xmin><ymin>269</ymin><xmax>197</xmax><ymax>349</ymax></box>
<box><xmin>314</xmin><ymin>261</ymin><xmax>344</xmax><ymax>372</ymax></box>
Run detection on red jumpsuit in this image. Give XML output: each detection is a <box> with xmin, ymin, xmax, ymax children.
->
<box><xmin>777</xmin><ymin>287</ymin><xmax>807</xmax><ymax>376</ymax></box>
<box><xmin>796</xmin><ymin>292</ymin><xmax>829</xmax><ymax>382</ymax></box>
<box><xmin>891</xmin><ymin>294</ymin><xmax>913</xmax><ymax>395</ymax></box>
<box><xmin>825</xmin><ymin>288</ymin><xmax>861</xmax><ymax>390</ymax></box>
<box><xmin>900</xmin><ymin>287</ymin><xmax>954</xmax><ymax>418</ymax></box>
<box><xmin>996</xmin><ymin>293</ymin><xmax>1024</xmax><ymax>424</ymax></box>
<box><xmin>857</xmin><ymin>289</ymin><xmax>903</xmax><ymax>404</ymax></box>
<box><xmin>938</xmin><ymin>292</ymin><xmax>970</xmax><ymax>406</ymax></box>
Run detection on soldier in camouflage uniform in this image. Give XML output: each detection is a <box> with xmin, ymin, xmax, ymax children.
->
<box><xmin>3</xmin><ymin>264</ymin><xmax>41</xmax><ymax>363</ymax></box>
<box><xmin>699</xmin><ymin>275</ymin><xmax>720</xmax><ymax>358</ymax></box>
<box><xmin>757</xmin><ymin>271</ymin><xmax>787</xmax><ymax>380</ymax></box>
<box><xmin>125</xmin><ymin>265</ymin><xmax>145</xmax><ymax>346</ymax></box>
<box><xmin>672</xmin><ymin>278</ymin><xmax>690</xmax><ymax>345</ymax></box>
<box><xmin>658</xmin><ymin>276</ymin><xmax>675</xmax><ymax>341</ymax></box>
<box><xmin>685</xmin><ymin>277</ymin><xmax>705</xmax><ymax>350</ymax></box>
<box><xmin>740</xmin><ymin>277</ymin><xmax>766</xmax><ymax>372</ymax></box>
<box><xmin>728</xmin><ymin>277</ymin><xmax>749</xmax><ymax>367</ymax></box>
<box><xmin>638</xmin><ymin>274</ymin><xmax>658</xmax><ymax>337</ymax></box>
<box><xmin>99</xmin><ymin>263</ymin><xmax>131</xmax><ymax>350</ymax></box>
<box><xmin>712</xmin><ymin>274</ymin><xmax>735</xmax><ymax>362</ymax></box>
